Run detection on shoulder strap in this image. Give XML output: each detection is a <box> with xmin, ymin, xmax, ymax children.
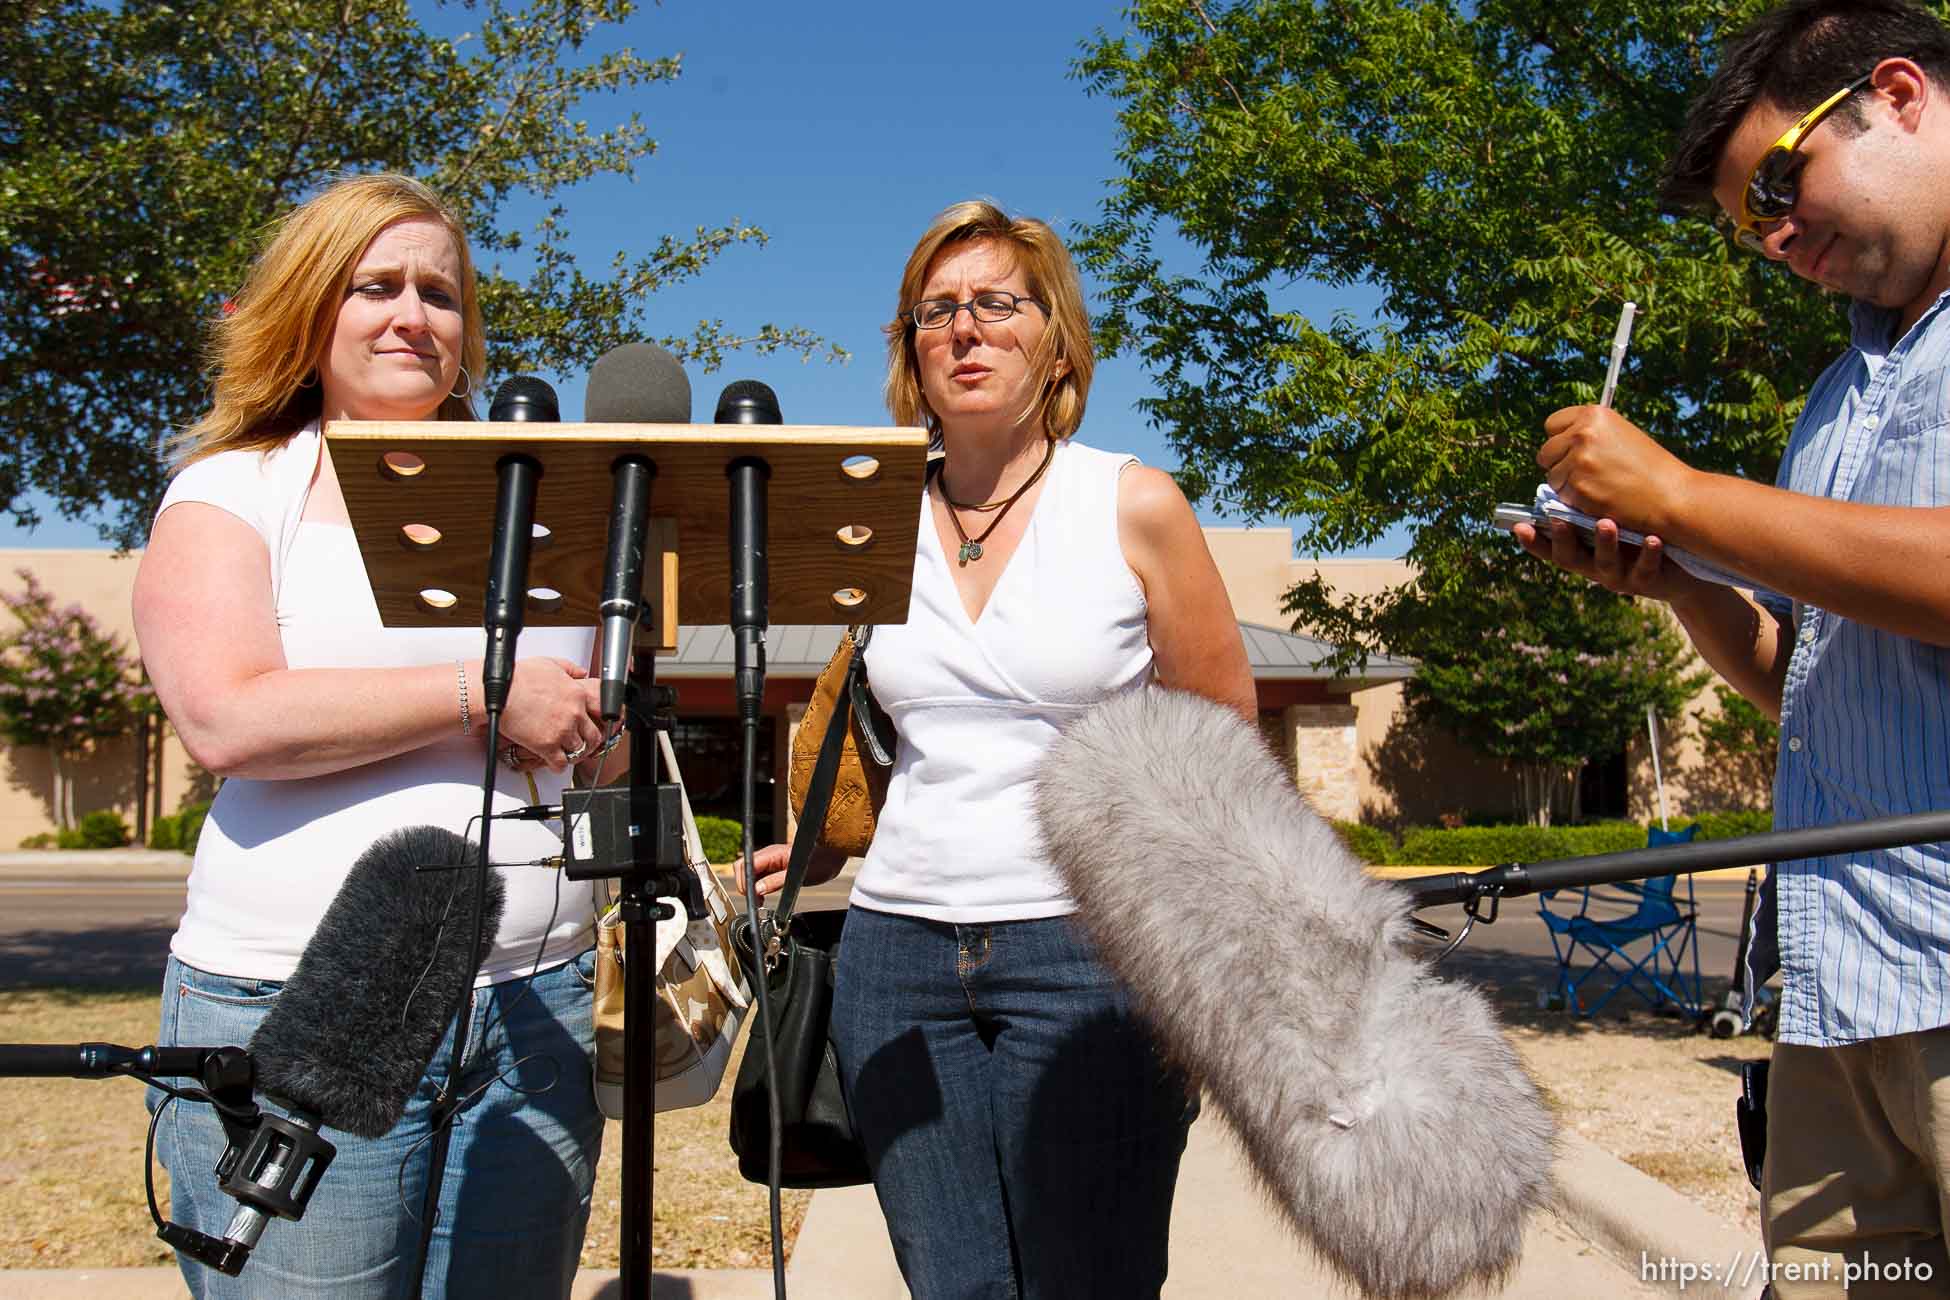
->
<box><xmin>848</xmin><ymin>625</ymin><xmax>893</xmax><ymax>767</ymax></box>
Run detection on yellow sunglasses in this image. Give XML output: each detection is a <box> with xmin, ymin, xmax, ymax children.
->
<box><xmin>1732</xmin><ymin>71</ymin><xmax>1877</xmax><ymax>253</ymax></box>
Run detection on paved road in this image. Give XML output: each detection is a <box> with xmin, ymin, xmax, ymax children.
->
<box><xmin>0</xmin><ymin>875</ymin><xmax>186</xmax><ymax>989</ymax></box>
<box><xmin>0</xmin><ymin>857</ymin><xmax>1766</xmax><ymax>1018</ymax></box>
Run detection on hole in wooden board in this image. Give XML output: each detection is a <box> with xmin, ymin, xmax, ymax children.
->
<box><xmin>380</xmin><ymin>451</ymin><xmax>426</xmax><ymax>479</ymax></box>
<box><xmin>527</xmin><ymin>587</ymin><xmax>565</xmax><ymax>613</ymax></box>
<box><xmin>836</xmin><ymin>524</ymin><xmax>873</xmax><ymax>548</ymax></box>
<box><xmin>418</xmin><ymin>588</ymin><xmax>458</xmax><ymax>610</ymax></box>
<box><xmin>400</xmin><ymin>523</ymin><xmax>441</xmax><ymax>549</ymax></box>
<box><xmin>831</xmin><ymin>586</ymin><xmax>867</xmax><ymax>612</ymax></box>
<box><xmin>840</xmin><ymin>455</ymin><xmax>880</xmax><ymax>481</ymax></box>
<box><xmin>532</xmin><ymin>522</ymin><xmax>552</xmax><ymax>548</ymax></box>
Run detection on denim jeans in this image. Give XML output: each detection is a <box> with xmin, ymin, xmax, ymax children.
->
<box><xmin>829</xmin><ymin>907</ymin><xmax>1195</xmax><ymax>1300</ymax></box>
<box><xmin>146</xmin><ymin>950</ymin><xmax>603</xmax><ymax>1300</ymax></box>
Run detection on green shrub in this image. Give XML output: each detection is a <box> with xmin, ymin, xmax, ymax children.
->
<box><xmin>695</xmin><ymin>815</ymin><xmax>744</xmax><ymax>865</ymax></box>
<box><xmin>54</xmin><ymin>827</ymin><xmax>86</xmax><ymax>849</ymax></box>
<box><xmin>1331</xmin><ymin>820</ymin><xmax>1395</xmax><ymax>865</ymax></box>
<box><xmin>76</xmin><ymin>810</ymin><xmax>131</xmax><ymax>849</ymax></box>
<box><xmin>149</xmin><ymin>813</ymin><xmax>180</xmax><ymax>851</ymax></box>
<box><xmin>176</xmin><ymin>803</ymin><xmax>210</xmax><ymax>855</ymax></box>
<box><xmin>1395</xmin><ymin>820</ymin><xmax>1648</xmax><ymax>866</ymax></box>
<box><xmin>1680</xmin><ymin>810</ymin><xmax>1774</xmax><ymax>840</ymax></box>
<box><xmin>17</xmin><ymin>831</ymin><xmax>53</xmax><ymax>849</ymax></box>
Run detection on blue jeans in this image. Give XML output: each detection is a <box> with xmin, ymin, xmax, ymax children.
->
<box><xmin>829</xmin><ymin>907</ymin><xmax>1195</xmax><ymax>1300</ymax></box>
<box><xmin>147</xmin><ymin>950</ymin><xmax>603</xmax><ymax>1300</ymax></box>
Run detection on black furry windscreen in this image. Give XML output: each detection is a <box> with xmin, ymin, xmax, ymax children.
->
<box><xmin>248</xmin><ymin>826</ymin><xmax>504</xmax><ymax>1140</ymax></box>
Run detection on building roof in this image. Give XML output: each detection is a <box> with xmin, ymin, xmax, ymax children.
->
<box><xmin>1237</xmin><ymin>622</ymin><xmax>1415</xmax><ymax>685</ymax></box>
<box><xmin>657</xmin><ymin>622</ymin><xmax>1415</xmax><ymax>689</ymax></box>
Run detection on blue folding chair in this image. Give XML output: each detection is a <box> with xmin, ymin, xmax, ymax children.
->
<box><xmin>1537</xmin><ymin>824</ymin><xmax>1705</xmax><ymax>1019</ymax></box>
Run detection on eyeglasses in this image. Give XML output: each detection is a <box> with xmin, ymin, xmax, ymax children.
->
<box><xmin>1732</xmin><ymin>71</ymin><xmax>1878</xmax><ymax>253</ymax></box>
<box><xmin>908</xmin><ymin>291</ymin><xmax>1045</xmax><ymax>330</ymax></box>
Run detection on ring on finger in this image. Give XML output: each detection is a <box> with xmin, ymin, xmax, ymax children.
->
<box><xmin>503</xmin><ymin>744</ymin><xmax>523</xmax><ymax>769</ymax></box>
<box><xmin>565</xmin><ymin>739</ymin><xmax>588</xmax><ymax>762</ymax></box>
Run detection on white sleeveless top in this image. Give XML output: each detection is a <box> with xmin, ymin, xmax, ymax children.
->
<box><xmin>154</xmin><ymin>426</ymin><xmax>596</xmax><ymax>984</ymax></box>
<box><xmin>855</xmin><ymin>439</ymin><xmax>1153</xmax><ymax>921</ymax></box>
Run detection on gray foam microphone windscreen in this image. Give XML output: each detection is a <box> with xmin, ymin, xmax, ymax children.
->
<box><xmin>585</xmin><ymin>341</ymin><xmax>692</xmax><ymax>424</ymax></box>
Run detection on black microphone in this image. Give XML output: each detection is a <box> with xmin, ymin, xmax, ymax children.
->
<box><xmin>716</xmin><ymin>380</ymin><xmax>780</xmax><ymax>722</ymax></box>
<box><xmin>586</xmin><ymin>343</ymin><xmax>691</xmax><ymax>721</ymax></box>
<box><xmin>248</xmin><ymin>826</ymin><xmax>504</xmax><ymax>1140</ymax></box>
<box><xmin>482</xmin><ymin>376</ymin><xmax>559</xmax><ymax>714</ymax></box>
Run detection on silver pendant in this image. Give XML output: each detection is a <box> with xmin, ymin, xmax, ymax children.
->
<box><xmin>958</xmin><ymin>541</ymin><xmax>983</xmax><ymax>566</ymax></box>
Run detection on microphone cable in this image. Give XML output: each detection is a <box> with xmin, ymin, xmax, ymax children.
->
<box><xmin>738</xmin><ymin>705</ymin><xmax>788</xmax><ymax>1298</ymax></box>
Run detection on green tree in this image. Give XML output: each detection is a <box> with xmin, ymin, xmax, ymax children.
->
<box><xmin>0</xmin><ymin>568</ymin><xmax>153</xmax><ymax>828</ymax></box>
<box><xmin>1383</xmin><ymin>552</ymin><xmax>1706</xmax><ymax>825</ymax></box>
<box><xmin>1073</xmin><ymin>1</ymin><xmax>1870</xmax><ymax>657</ymax></box>
<box><xmin>1694</xmin><ymin>681</ymin><xmax>1780</xmax><ymax>798</ymax></box>
<box><xmin>1</xmin><ymin>0</ymin><xmax>841</xmax><ymax>545</ymax></box>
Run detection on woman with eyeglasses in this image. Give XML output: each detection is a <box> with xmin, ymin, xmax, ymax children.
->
<box><xmin>131</xmin><ymin>173</ymin><xmax>615</xmax><ymax>1300</ymax></box>
<box><xmin>741</xmin><ymin>200</ymin><xmax>1255</xmax><ymax>1297</ymax></box>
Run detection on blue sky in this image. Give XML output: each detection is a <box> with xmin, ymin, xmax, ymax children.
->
<box><xmin>6</xmin><ymin>0</ymin><xmax>1408</xmax><ymax>556</ymax></box>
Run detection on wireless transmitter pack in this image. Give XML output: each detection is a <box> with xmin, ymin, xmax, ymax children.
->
<box><xmin>560</xmin><ymin>784</ymin><xmax>685</xmax><ymax>883</ymax></box>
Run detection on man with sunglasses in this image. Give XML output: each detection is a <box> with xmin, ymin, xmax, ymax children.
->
<box><xmin>1516</xmin><ymin>3</ymin><xmax>1950</xmax><ymax>1295</ymax></box>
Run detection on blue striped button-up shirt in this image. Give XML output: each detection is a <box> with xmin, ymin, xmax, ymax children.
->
<box><xmin>1750</xmin><ymin>291</ymin><xmax>1950</xmax><ymax>1047</ymax></box>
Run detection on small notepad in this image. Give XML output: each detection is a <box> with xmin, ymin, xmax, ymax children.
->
<box><xmin>1528</xmin><ymin>485</ymin><xmax>1753</xmax><ymax>589</ymax></box>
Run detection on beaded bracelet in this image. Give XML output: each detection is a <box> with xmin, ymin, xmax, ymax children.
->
<box><xmin>456</xmin><ymin>661</ymin><xmax>473</xmax><ymax>736</ymax></box>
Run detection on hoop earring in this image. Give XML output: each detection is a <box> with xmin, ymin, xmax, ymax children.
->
<box><xmin>295</xmin><ymin>370</ymin><xmax>318</xmax><ymax>390</ymax></box>
<box><xmin>451</xmin><ymin>365</ymin><xmax>472</xmax><ymax>400</ymax></box>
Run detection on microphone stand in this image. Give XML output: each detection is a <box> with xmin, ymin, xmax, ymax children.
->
<box><xmin>559</xmin><ymin>452</ymin><xmax>704</xmax><ymax>1300</ymax></box>
<box><xmin>318</xmin><ymin>406</ymin><xmax>928</xmax><ymax>1300</ymax></box>
<box><xmin>1402</xmin><ymin>809</ymin><xmax>1950</xmax><ymax>950</ymax></box>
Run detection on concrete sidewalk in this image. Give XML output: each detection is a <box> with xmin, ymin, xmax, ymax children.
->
<box><xmin>0</xmin><ymin>847</ymin><xmax>193</xmax><ymax>879</ymax></box>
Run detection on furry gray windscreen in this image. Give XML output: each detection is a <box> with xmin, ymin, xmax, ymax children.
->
<box><xmin>1034</xmin><ymin>688</ymin><xmax>1555</xmax><ymax>1300</ymax></box>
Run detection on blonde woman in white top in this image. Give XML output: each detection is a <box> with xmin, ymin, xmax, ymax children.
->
<box><xmin>133</xmin><ymin>174</ymin><xmax>616</xmax><ymax>1300</ymax></box>
<box><xmin>743</xmin><ymin>200</ymin><xmax>1254</xmax><ymax>1299</ymax></box>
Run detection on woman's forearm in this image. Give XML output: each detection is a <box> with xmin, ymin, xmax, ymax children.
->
<box><xmin>166</xmin><ymin>659</ymin><xmax>484</xmax><ymax>780</ymax></box>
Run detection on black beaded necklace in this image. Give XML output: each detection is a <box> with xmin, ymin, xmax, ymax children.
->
<box><xmin>939</xmin><ymin>438</ymin><xmax>1055</xmax><ymax>567</ymax></box>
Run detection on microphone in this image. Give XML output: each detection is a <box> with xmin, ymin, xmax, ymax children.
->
<box><xmin>248</xmin><ymin>826</ymin><xmax>505</xmax><ymax>1140</ymax></box>
<box><xmin>482</xmin><ymin>376</ymin><xmax>559</xmax><ymax>714</ymax></box>
<box><xmin>1034</xmin><ymin>689</ymin><xmax>1554</xmax><ymax>1300</ymax></box>
<box><xmin>716</xmin><ymin>380</ymin><xmax>780</xmax><ymax>722</ymax></box>
<box><xmin>586</xmin><ymin>343</ymin><xmax>692</xmax><ymax>721</ymax></box>
<box><xmin>713</xmin><ymin>378</ymin><xmax>782</xmax><ymax>426</ymax></box>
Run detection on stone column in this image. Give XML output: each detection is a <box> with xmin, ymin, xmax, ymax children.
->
<box><xmin>1282</xmin><ymin>702</ymin><xmax>1360</xmax><ymax>822</ymax></box>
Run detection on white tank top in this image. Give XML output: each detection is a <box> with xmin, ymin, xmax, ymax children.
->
<box><xmin>154</xmin><ymin>427</ymin><xmax>595</xmax><ymax>984</ymax></box>
<box><xmin>855</xmin><ymin>439</ymin><xmax>1153</xmax><ymax>921</ymax></box>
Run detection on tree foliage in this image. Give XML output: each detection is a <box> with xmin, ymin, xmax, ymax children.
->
<box><xmin>1694</xmin><ymin>681</ymin><xmax>1780</xmax><ymax>794</ymax></box>
<box><xmin>0</xmin><ymin>568</ymin><xmax>152</xmax><ymax>827</ymax></box>
<box><xmin>1074</xmin><ymin>0</ymin><xmax>1882</xmax><ymax>652</ymax></box>
<box><xmin>1</xmin><ymin>0</ymin><xmax>841</xmax><ymax>545</ymax></box>
<box><xmin>1385</xmin><ymin>552</ymin><xmax>1706</xmax><ymax>824</ymax></box>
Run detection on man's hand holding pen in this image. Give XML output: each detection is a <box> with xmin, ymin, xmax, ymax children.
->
<box><xmin>1535</xmin><ymin>404</ymin><xmax>1702</xmax><ymax>532</ymax></box>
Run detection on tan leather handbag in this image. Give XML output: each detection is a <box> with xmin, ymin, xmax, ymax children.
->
<box><xmin>786</xmin><ymin>625</ymin><xmax>894</xmax><ymax>856</ymax></box>
<box><xmin>593</xmin><ymin>729</ymin><xmax>749</xmax><ymax>1117</ymax></box>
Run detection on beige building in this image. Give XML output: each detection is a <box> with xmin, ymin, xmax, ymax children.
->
<box><xmin>0</xmin><ymin>532</ymin><xmax>1756</xmax><ymax>847</ymax></box>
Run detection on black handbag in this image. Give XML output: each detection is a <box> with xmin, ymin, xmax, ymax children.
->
<box><xmin>726</xmin><ymin>646</ymin><xmax>873</xmax><ymax>1189</ymax></box>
